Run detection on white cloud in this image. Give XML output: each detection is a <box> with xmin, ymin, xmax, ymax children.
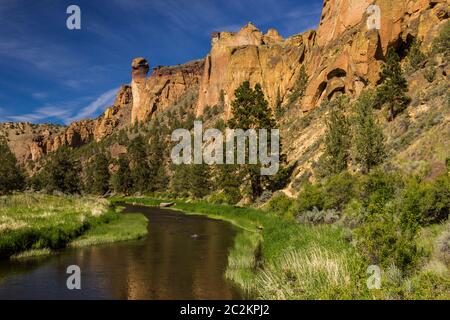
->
<box><xmin>65</xmin><ymin>87</ymin><xmax>119</xmax><ymax>123</ymax></box>
<box><xmin>2</xmin><ymin>87</ymin><xmax>119</xmax><ymax>124</ymax></box>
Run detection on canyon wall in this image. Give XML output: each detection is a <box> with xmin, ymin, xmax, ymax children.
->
<box><xmin>3</xmin><ymin>0</ymin><xmax>448</xmax><ymax>163</ymax></box>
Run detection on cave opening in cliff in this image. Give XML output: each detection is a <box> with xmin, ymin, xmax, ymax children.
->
<box><xmin>394</xmin><ymin>34</ymin><xmax>417</xmax><ymax>60</ymax></box>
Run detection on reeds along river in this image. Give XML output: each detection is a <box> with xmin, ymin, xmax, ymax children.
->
<box><xmin>0</xmin><ymin>204</ymin><xmax>242</xmax><ymax>300</ymax></box>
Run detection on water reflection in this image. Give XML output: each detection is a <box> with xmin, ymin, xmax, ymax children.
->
<box><xmin>0</xmin><ymin>205</ymin><xmax>242</xmax><ymax>300</ymax></box>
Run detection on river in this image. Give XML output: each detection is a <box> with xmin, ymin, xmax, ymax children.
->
<box><xmin>0</xmin><ymin>204</ymin><xmax>242</xmax><ymax>300</ymax></box>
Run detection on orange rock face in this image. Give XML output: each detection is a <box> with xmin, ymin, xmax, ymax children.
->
<box><xmin>302</xmin><ymin>0</ymin><xmax>448</xmax><ymax>110</ymax></box>
<box><xmin>196</xmin><ymin>23</ymin><xmax>314</xmax><ymax>118</ymax></box>
<box><xmin>131</xmin><ymin>59</ymin><xmax>204</xmax><ymax>124</ymax></box>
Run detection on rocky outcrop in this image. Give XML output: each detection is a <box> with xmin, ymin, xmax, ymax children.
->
<box><xmin>196</xmin><ymin>23</ymin><xmax>314</xmax><ymax>118</ymax></box>
<box><xmin>303</xmin><ymin>0</ymin><xmax>449</xmax><ymax>110</ymax></box>
<box><xmin>131</xmin><ymin>58</ymin><xmax>204</xmax><ymax>124</ymax></box>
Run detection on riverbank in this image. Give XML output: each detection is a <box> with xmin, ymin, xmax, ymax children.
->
<box><xmin>0</xmin><ymin>194</ymin><xmax>148</xmax><ymax>260</ymax></box>
<box><xmin>111</xmin><ymin>197</ymin><xmax>369</xmax><ymax>299</ymax></box>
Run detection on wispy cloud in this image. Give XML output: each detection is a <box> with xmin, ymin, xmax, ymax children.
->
<box><xmin>67</xmin><ymin>87</ymin><xmax>119</xmax><ymax>123</ymax></box>
<box><xmin>2</xmin><ymin>87</ymin><xmax>119</xmax><ymax>125</ymax></box>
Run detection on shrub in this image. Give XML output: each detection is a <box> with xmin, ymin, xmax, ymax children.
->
<box><xmin>322</xmin><ymin>172</ymin><xmax>356</xmax><ymax>211</ymax></box>
<box><xmin>357</xmin><ymin>169</ymin><xmax>403</xmax><ymax>215</ymax></box>
<box><xmin>354</xmin><ymin>202</ymin><xmax>421</xmax><ymax>272</ymax></box>
<box><xmin>398</xmin><ymin>175</ymin><xmax>450</xmax><ymax>227</ymax></box>
<box><xmin>432</xmin><ymin>20</ymin><xmax>450</xmax><ymax>57</ymax></box>
<box><xmin>296</xmin><ymin>208</ymin><xmax>340</xmax><ymax>225</ymax></box>
<box><xmin>424</xmin><ymin>66</ymin><xmax>436</xmax><ymax>83</ymax></box>
<box><xmin>295</xmin><ymin>182</ymin><xmax>326</xmax><ymax>213</ymax></box>
<box><xmin>265</xmin><ymin>192</ymin><xmax>296</xmax><ymax>219</ymax></box>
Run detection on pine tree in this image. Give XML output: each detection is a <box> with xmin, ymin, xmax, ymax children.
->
<box><xmin>352</xmin><ymin>91</ymin><xmax>386</xmax><ymax>173</ymax></box>
<box><xmin>170</xmin><ymin>163</ymin><xmax>191</xmax><ymax>196</ymax></box>
<box><xmin>406</xmin><ymin>39</ymin><xmax>426</xmax><ymax>73</ymax></box>
<box><xmin>42</xmin><ymin>147</ymin><xmax>81</xmax><ymax>194</ymax></box>
<box><xmin>228</xmin><ymin>81</ymin><xmax>277</xmax><ymax>200</ymax></box>
<box><xmin>112</xmin><ymin>155</ymin><xmax>133</xmax><ymax>195</ymax></box>
<box><xmin>288</xmin><ymin>65</ymin><xmax>308</xmax><ymax>106</ymax></box>
<box><xmin>376</xmin><ymin>48</ymin><xmax>410</xmax><ymax>121</ymax></box>
<box><xmin>90</xmin><ymin>152</ymin><xmax>110</xmax><ymax>195</ymax></box>
<box><xmin>147</xmin><ymin>124</ymin><xmax>168</xmax><ymax>192</ymax></box>
<box><xmin>189</xmin><ymin>164</ymin><xmax>211</xmax><ymax>199</ymax></box>
<box><xmin>0</xmin><ymin>138</ymin><xmax>25</xmax><ymax>195</ymax></box>
<box><xmin>316</xmin><ymin>96</ymin><xmax>351</xmax><ymax>177</ymax></box>
<box><xmin>128</xmin><ymin>135</ymin><xmax>151</xmax><ymax>193</ymax></box>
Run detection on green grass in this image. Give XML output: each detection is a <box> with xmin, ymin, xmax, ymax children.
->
<box><xmin>70</xmin><ymin>213</ymin><xmax>148</xmax><ymax>248</ymax></box>
<box><xmin>0</xmin><ymin>194</ymin><xmax>148</xmax><ymax>259</ymax></box>
<box><xmin>10</xmin><ymin>248</ymin><xmax>53</xmax><ymax>260</ymax></box>
<box><xmin>112</xmin><ymin>196</ymin><xmax>368</xmax><ymax>299</ymax></box>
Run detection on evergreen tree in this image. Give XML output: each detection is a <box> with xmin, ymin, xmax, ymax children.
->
<box><xmin>376</xmin><ymin>48</ymin><xmax>410</xmax><ymax>121</ymax></box>
<box><xmin>288</xmin><ymin>65</ymin><xmax>308</xmax><ymax>106</ymax></box>
<box><xmin>41</xmin><ymin>147</ymin><xmax>81</xmax><ymax>194</ymax></box>
<box><xmin>228</xmin><ymin>81</ymin><xmax>277</xmax><ymax>200</ymax></box>
<box><xmin>170</xmin><ymin>163</ymin><xmax>191</xmax><ymax>196</ymax></box>
<box><xmin>128</xmin><ymin>135</ymin><xmax>151</xmax><ymax>193</ymax></box>
<box><xmin>188</xmin><ymin>164</ymin><xmax>211</xmax><ymax>199</ymax></box>
<box><xmin>352</xmin><ymin>91</ymin><xmax>386</xmax><ymax>173</ymax></box>
<box><xmin>90</xmin><ymin>152</ymin><xmax>110</xmax><ymax>195</ymax></box>
<box><xmin>316</xmin><ymin>96</ymin><xmax>351</xmax><ymax>177</ymax></box>
<box><xmin>147</xmin><ymin>124</ymin><xmax>168</xmax><ymax>192</ymax></box>
<box><xmin>0</xmin><ymin>138</ymin><xmax>25</xmax><ymax>195</ymax></box>
<box><xmin>112</xmin><ymin>155</ymin><xmax>133</xmax><ymax>195</ymax></box>
<box><xmin>406</xmin><ymin>39</ymin><xmax>426</xmax><ymax>73</ymax></box>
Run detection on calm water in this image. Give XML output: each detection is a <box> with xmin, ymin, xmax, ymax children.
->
<box><xmin>0</xmin><ymin>205</ymin><xmax>242</xmax><ymax>300</ymax></box>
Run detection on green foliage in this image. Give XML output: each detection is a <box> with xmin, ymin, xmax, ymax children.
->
<box><xmin>398</xmin><ymin>175</ymin><xmax>450</xmax><ymax>226</ymax></box>
<box><xmin>354</xmin><ymin>202</ymin><xmax>421</xmax><ymax>272</ymax></box>
<box><xmin>295</xmin><ymin>182</ymin><xmax>326</xmax><ymax>213</ymax></box>
<box><xmin>424</xmin><ymin>66</ymin><xmax>436</xmax><ymax>83</ymax></box>
<box><xmin>264</xmin><ymin>192</ymin><xmax>296</xmax><ymax>218</ymax></box>
<box><xmin>316</xmin><ymin>96</ymin><xmax>351</xmax><ymax>177</ymax></box>
<box><xmin>128</xmin><ymin>135</ymin><xmax>151</xmax><ymax>193</ymax></box>
<box><xmin>288</xmin><ymin>65</ymin><xmax>308</xmax><ymax>107</ymax></box>
<box><xmin>216</xmin><ymin>163</ymin><xmax>242</xmax><ymax>204</ymax></box>
<box><xmin>0</xmin><ymin>138</ymin><xmax>25</xmax><ymax>195</ymax></box>
<box><xmin>323</xmin><ymin>172</ymin><xmax>356</xmax><ymax>211</ymax></box>
<box><xmin>228</xmin><ymin>81</ymin><xmax>276</xmax><ymax>130</ymax></box>
<box><xmin>351</xmin><ymin>91</ymin><xmax>386</xmax><ymax>173</ymax></box>
<box><xmin>432</xmin><ymin>20</ymin><xmax>450</xmax><ymax>58</ymax></box>
<box><xmin>405</xmin><ymin>39</ymin><xmax>427</xmax><ymax>73</ymax></box>
<box><xmin>228</xmin><ymin>81</ymin><xmax>277</xmax><ymax>200</ymax></box>
<box><xmin>36</xmin><ymin>147</ymin><xmax>81</xmax><ymax>194</ymax></box>
<box><xmin>86</xmin><ymin>152</ymin><xmax>110</xmax><ymax>195</ymax></box>
<box><xmin>189</xmin><ymin>164</ymin><xmax>212</xmax><ymax>199</ymax></box>
<box><xmin>376</xmin><ymin>48</ymin><xmax>410</xmax><ymax>120</ymax></box>
<box><xmin>112</xmin><ymin>156</ymin><xmax>133</xmax><ymax>195</ymax></box>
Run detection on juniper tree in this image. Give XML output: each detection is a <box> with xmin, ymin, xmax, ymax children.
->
<box><xmin>352</xmin><ymin>91</ymin><xmax>386</xmax><ymax>173</ymax></box>
<box><xmin>376</xmin><ymin>48</ymin><xmax>410</xmax><ymax>121</ymax></box>
<box><xmin>128</xmin><ymin>135</ymin><xmax>151</xmax><ymax>193</ymax></box>
<box><xmin>0</xmin><ymin>138</ymin><xmax>25</xmax><ymax>195</ymax></box>
<box><xmin>316</xmin><ymin>96</ymin><xmax>351</xmax><ymax>177</ymax></box>
<box><xmin>41</xmin><ymin>147</ymin><xmax>81</xmax><ymax>194</ymax></box>
<box><xmin>89</xmin><ymin>152</ymin><xmax>110</xmax><ymax>195</ymax></box>
<box><xmin>112</xmin><ymin>155</ymin><xmax>133</xmax><ymax>195</ymax></box>
<box><xmin>288</xmin><ymin>65</ymin><xmax>308</xmax><ymax>106</ymax></box>
<box><xmin>228</xmin><ymin>81</ymin><xmax>277</xmax><ymax>201</ymax></box>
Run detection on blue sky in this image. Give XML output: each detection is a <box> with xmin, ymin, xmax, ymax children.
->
<box><xmin>0</xmin><ymin>0</ymin><xmax>322</xmax><ymax>125</ymax></box>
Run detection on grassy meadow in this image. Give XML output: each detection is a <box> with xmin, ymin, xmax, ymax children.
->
<box><xmin>111</xmin><ymin>197</ymin><xmax>369</xmax><ymax>299</ymax></box>
<box><xmin>112</xmin><ymin>196</ymin><xmax>450</xmax><ymax>300</ymax></box>
<box><xmin>0</xmin><ymin>194</ymin><xmax>148</xmax><ymax>259</ymax></box>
